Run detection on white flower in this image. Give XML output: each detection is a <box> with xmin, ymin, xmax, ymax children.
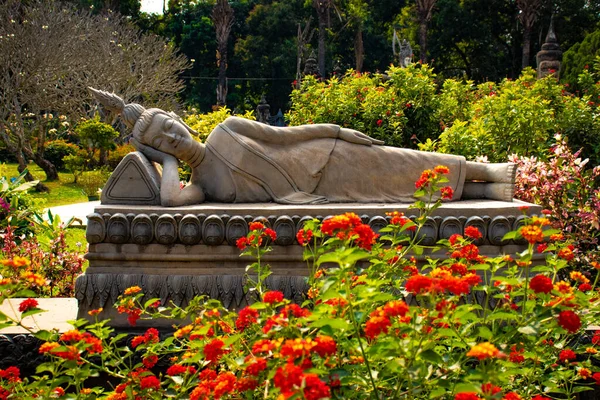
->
<box><xmin>474</xmin><ymin>155</ymin><xmax>489</xmax><ymax>163</ymax></box>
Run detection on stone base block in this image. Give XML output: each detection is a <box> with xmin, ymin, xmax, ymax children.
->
<box><xmin>77</xmin><ymin>200</ymin><xmax>542</xmax><ymax>328</ymax></box>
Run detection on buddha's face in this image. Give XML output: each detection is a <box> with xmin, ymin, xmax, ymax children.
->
<box><xmin>139</xmin><ymin>113</ymin><xmax>198</xmax><ymax>162</ymax></box>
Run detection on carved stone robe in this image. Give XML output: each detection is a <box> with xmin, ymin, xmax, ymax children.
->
<box><xmin>199</xmin><ymin>117</ymin><xmax>467</xmax><ymax>204</ymax></box>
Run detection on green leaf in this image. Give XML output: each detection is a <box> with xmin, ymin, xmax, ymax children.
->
<box><xmin>36</xmin><ymin>363</ymin><xmax>55</xmax><ymax>374</ymax></box>
<box><xmin>502</xmin><ymin>231</ymin><xmax>518</xmax><ymax>240</ymax></box>
<box><xmin>469</xmin><ymin>263</ymin><xmax>490</xmax><ymax>271</ymax></box>
<box><xmin>0</xmin><ymin>322</ymin><xmax>15</xmax><ymax>330</ymax></box>
<box><xmin>13</xmin><ymin>181</ymin><xmax>39</xmax><ymax>192</ymax></box>
<box><xmin>144</xmin><ymin>298</ymin><xmax>161</xmax><ymax>308</ymax></box>
<box><xmin>420</xmin><ymin>349</ymin><xmax>442</xmax><ymax>364</ymax></box>
<box><xmin>518</xmin><ymin>325</ymin><xmax>538</xmax><ymax>335</ymax></box>
<box><xmin>477</xmin><ymin>326</ymin><xmax>493</xmax><ymax>340</ymax></box>
<box><xmin>310</xmin><ymin>317</ymin><xmax>351</xmax><ymax>331</ymax></box>
<box><xmin>429</xmin><ymin>387</ymin><xmax>447</xmax><ymax>398</ymax></box>
<box><xmin>487</xmin><ymin>312</ymin><xmax>518</xmax><ymax>321</ymax></box>
<box><xmin>454</xmin><ymin>383</ymin><xmax>480</xmax><ymax>393</ymax></box>
<box><xmin>316</xmin><ymin>252</ymin><xmax>344</xmax><ymax>267</ymax></box>
<box><xmin>21</xmin><ymin>308</ymin><xmax>46</xmax><ymax>319</ymax></box>
<box><xmin>34</xmin><ymin>330</ymin><xmax>54</xmax><ymax>341</ymax></box>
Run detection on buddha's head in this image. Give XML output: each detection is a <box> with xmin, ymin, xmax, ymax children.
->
<box><xmin>89</xmin><ymin>88</ymin><xmax>204</xmax><ymax>167</ymax></box>
<box><xmin>131</xmin><ymin>108</ymin><xmax>203</xmax><ymax>166</ymax></box>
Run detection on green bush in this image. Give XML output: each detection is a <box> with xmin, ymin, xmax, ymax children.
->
<box><xmin>562</xmin><ymin>29</ymin><xmax>600</xmax><ymax>89</ymax></box>
<box><xmin>184</xmin><ymin>107</ymin><xmax>256</xmax><ymax>142</ymax></box>
<box><xmin>74</xmin><ymin>118</ymin><xmax>119</xmax><ymax>167</ymax></box>
<box><xmin>435</xmin><ymin>69</ymin><xmax>600</xmax><ymax>164</ymax></box>
<box><xmin>63</xmin><ymin>149</ymin><xmax>88</xmax><ymax>183</ymax></box>
<box><xmin>78</xmin><ymin>170</ymin><xmax>110</xmax><ymax>197</ymax></box>
<box><xmin>287</xmin><ymin>65</ymin><xmax>439</xmax><ymax>148</ymax></box>
<box><xmin>107</xmin><ymin>144</ymin><xmax>135</xmax><ymax>169</ymax></box>
<box><xmin>44</xmin><ymin>140</ymin><xmax>79</xmax><ymax>171</ymax></box>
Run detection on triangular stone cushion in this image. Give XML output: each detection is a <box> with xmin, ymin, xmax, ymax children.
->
<box><xmin>101</xmin><ymin>152</ymin><xmax>161</xmax><ymax>205</ymax></box>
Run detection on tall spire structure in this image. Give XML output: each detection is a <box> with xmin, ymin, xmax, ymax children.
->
<box><xmin>536</xmin><ymin>15</ymin><xmax>562</xmax><ymax>79</ymax></box>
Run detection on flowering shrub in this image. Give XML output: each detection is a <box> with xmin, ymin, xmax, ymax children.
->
<box><xmin>0</xmin><ymin>166</ymin><xmax>599</xmax><ymax>399</ymax></box>
<box><xmin>0</xmin><ymin>169</ymin><xmax>41</xmax><ymax>237</ymax></box>
<box><xmin>287</xmin><ymin>64</ymin><xmax>438</xmax><ymax>148</ymax></box>
<box><xmin>288</xmin><ymin>66</ymin><xmax>600</xmax><ymax>164</ymax></box>
<box><xmin>510</xmin><ymin>134</ymin><xmax>600</xmax><ymax>267</ymax></box>
<box><xmin>1</xmin><ymin>223</ymin><xmax>84</xmax><ymax>297</ymax></box>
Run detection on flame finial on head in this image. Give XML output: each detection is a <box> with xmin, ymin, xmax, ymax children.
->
<box><xmin>88</xmin><ymin>87</ymin><xmax>145</xmax><ymax>129</ymax></box>
<box><xmin>88</xmin><ymin>87</ymin><xmax>125</xmax><ymax>113</ymax></box>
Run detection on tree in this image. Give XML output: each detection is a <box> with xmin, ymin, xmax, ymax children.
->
<box><xmin>313</xmin><ymin>0</ymin><xmax>332</xmax><ymax>77</ymax></box>
<box><xmin>342</xmin><ymin>0</ymin><xmax>370</xmax><ymax>72</ymax></box>
<box><xmin>0</xmin><ymin>0</ymin><xmax>189</xmax><ymax>184</ymax></box>
<box><xmin>517</xmin><ymin>0</ymin><xmax>545</xmax><ymax>69</ymax></box>
<box><xmin>416</xmin><ymin>0</ymin><xmax>437</xmax><ymax>63</ymax></box>
<box><xmin>212</xmin><ymin>0</ymin><xmax>235</xmax><ymax>107</ymax></box>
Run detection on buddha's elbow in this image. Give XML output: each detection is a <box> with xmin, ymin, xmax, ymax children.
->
<box><xmin>160</xmin><ymin>194</ymin><xmax>181</xmax><ymax>207</ymax></box>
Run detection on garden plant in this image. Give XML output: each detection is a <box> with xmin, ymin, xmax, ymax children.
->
<box><xmin>0</xmin><ymin>166</ymin><xmax>598</xmax><ymax>399</ymax></box>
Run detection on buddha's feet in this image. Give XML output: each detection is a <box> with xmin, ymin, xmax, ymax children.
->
<box><xmin>465</xmin><ymin>162</ymin><xmax>517</xmax><ymax>184</ymax></box>
<box><xmin>462</xmin><ymin>182</ymin><xmax>515</xmax><ymax>202</ymax></box>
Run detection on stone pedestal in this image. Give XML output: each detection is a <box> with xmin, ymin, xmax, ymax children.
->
<box><xmin>76</xmin><ymin>200</ymin><xmax>541</xmax><ymax>327</ymax></box>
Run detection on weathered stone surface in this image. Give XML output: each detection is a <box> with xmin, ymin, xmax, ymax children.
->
<box><xmin>77</xmin><ymin>201</ymin><xmax>542</xmax><ymax>327</ymax></box>
<box><xmin>100</xmin><ymin>152</ymin><xmax>161</xmax><ymax>205</ymax></box>
<box><xmin>0</xmin><ymin>299</ymin><xmax>78</xmax><ymax>334</ymax></box>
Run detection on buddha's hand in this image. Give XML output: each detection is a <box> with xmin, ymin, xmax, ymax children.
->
<box><xmin>339</xmin><ymin>128</ymin><xmax>385</xmax><ymax>146</ymax></box>
<box><xmin>130</xmin><ymin>137</ymin><xmax>177</xmax><ymax>164</ymax></box>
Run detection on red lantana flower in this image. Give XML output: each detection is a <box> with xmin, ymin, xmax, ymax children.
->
<box><xmin>557</xmin><ymin>310</ymin><xmax>581</xmax><ymax>333</ymax></box>
<box><xmin>204</xmin><ymin>339</ymin><xmax>228</xmax><ymax>363</ymax></box>
<box><xmin>18</xmin><ymin>298</ymin><xmax>38</xmax><ymax>313</ymax></box>
<box><xmin>559</xmin><ymin>348</ymin><xmax>577</xmax><ymax>363</ymax></box>
<box><xmin>236</xmin><ymin>306</ymin><xmax>259</xmax><ymax>331</ymax></box>
<box><xmin>263</xmin><ymin>291</ymin><xmax>284</xmax><ymax>304</ymax></box>
<box><xmin>441</xmin><ymin>186</ymin><xmax>454</xmax><ymax>200</ymax></box>
<box><xmin>529</xmin><ymin>275</ymin><xmax>554</xmax><ymax>294</ymax></box>
<box><xmin>464</xmin><ymin>226</ymin><xmax>483</xmax><ymax>240</ymax></box>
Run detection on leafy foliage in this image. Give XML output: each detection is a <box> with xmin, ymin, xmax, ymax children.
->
<box><xmin>511</xmin><ymin>134</ymin><xmax>600</xmax><ymax>268</ymax></box>
<box><xmin>184</xmin><ymin>107</ymin><xmax>255</xmax><ymax>142</ymax></box>
<box><xmin>44</xmin><ymin>140</ymin><xmax>79</xmax><ymax>172</ymax></box>
<box><xmin>0</xmin><ymin>167</ymin><xmax>599</xmax><ymax>398</ymax></box>
<box><xmin>287</xmin><ymin>64</ymin><xmax>438</xmax><ymax>147</ymax></box>
<box><xmin>0</xmin><ymin>170</ymin><xmax>41</xmax><ymax>237</ymax></box>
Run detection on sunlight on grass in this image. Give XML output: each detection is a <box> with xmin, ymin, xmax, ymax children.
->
<box><xmin>1</xmin><ymin>162</ymin><xmax>88</xmax><ymax>207</ymax></box>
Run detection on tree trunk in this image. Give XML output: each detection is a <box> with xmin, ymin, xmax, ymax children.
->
<box><xmin>418</xmin><ymin>17</ymin><xmax>428</xmax><ymax>63</ymax></box>
<box><xmin>22</xmin><ymin>145</ymin><xmax>59</xmax><ymax>182</ymax></box>
<box><xmin>522</xmin><ymin>25</ymin><xmax>532</xmax><ymax>69</ymax></box>
<box><xmin>416</xmin><ymin>0</ymin><xmax>437</xmax><ymax>64</ymax></box>
<box><xmin>216</xmin><ymin>50</ymin><xmax>228</xmax><ymax>107</ymax></box>
<box><xmin>212</xmin><ymin>0</ymin><xmax>234</xmax><ymax>107</ymax></box>
<box><xmin>15</xmin><ymin>153</ymin><xmax>35</xmax><ymax>182</ymax></box>
<box><xmin>314</xmin><ymin>0</ymin><xmax>329</xmax><ymax>77</ymax></box>
<box><xmin>355</xmin><ymin>25</ymin><xmax>364</xmax><ymax>72</ymax></box>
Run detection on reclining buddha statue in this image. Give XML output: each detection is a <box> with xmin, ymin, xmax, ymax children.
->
<box><xmin>90</xmin><ymin>88</ymin><xmax>516</xmax><ymax>207</ymax></box>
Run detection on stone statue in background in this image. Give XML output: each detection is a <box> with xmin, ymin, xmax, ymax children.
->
<box><xmin>89</xmin><ymin>88</ymin><xmax>516</xmax><ymax>207</ymax></box>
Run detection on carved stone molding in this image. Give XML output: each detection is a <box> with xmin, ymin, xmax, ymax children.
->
<box><xmin>76</xmin><ymin>274</ymin><xmax>309</xmax><ymax>314</ymax></box>
<box><xmin>88</xmin><ymin>211</ymin><xmax>543</xmax><ymax>247</ymax></box>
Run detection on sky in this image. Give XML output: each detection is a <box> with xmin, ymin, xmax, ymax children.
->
<box><xmin>140</xmin><ymin>0</ymin><xmax>163</xmax><ymax>14</ymax></box>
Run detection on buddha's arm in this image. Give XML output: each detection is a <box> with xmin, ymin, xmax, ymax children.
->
<box><xmin>130</xmin><ymin>138</ymin><xmax>205</xmax><ymax>206</ymax></box>
<box><xmin>222</xmin><ymin>116</ymin><xmax>384</xmax><ymax>146</ymax></box>
<box><xmin>159</xmin><ymin>156</ymin><xmax>205</xmax><ymax>206</ymax></box>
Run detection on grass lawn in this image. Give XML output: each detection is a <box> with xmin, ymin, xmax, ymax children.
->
<box><xmin>1</xmin><ymin>162</ymin><xmax>88</xmax><ymax>207</ymax></box>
